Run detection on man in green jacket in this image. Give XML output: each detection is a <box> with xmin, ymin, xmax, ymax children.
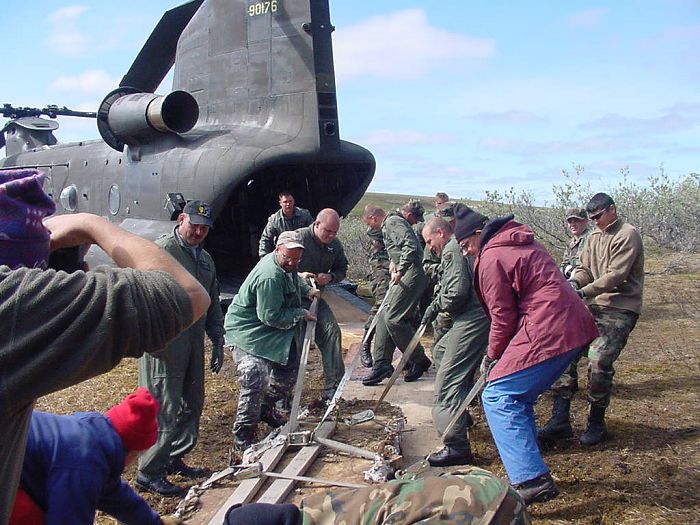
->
<box><xmin>542</xmin><ymin>193</ymin><xmax>644</xmax><ymax>447</ymax></box>
<box><xmin>137</xmin><ymin>200</ymin><xmax>226</xmax><ymax>497</ymax></box>
<box><xmin>422</xmin><ymin>217</ymin><xmax>490</xmax><ymax>466</ymax></box>
<box><xmin>225</xmin><ymin>231</ymin><xmax>319</xmax><ymax>450</ymax></box>
<box><xmin>361</xmin><ymin>205</ymin><xmax>431</xmax><ymax>386</ymax></box>
<box><xmin>258</xmin><ymin>191</ymin><xmax>313</xmax><ymax>258</ymax></box>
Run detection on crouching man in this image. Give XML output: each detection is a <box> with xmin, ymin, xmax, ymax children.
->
<box><xmin>11</xmin><ymin>388</ymin><xmax>182</xmax><ymax>525</ymax></box>
<box><xmin>225</xmin><ymin>231</ymin><xmax>319</xmax><ymax>449</ymax></box>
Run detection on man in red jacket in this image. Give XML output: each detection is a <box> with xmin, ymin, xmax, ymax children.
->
<box><xmin>454</xmin><ymin>207</ymin><xmax>598</xmax><ymax>505</ymax></box>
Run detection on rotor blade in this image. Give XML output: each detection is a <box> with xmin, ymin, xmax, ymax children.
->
<box><xmin>119</xmin><ymin>0</ymin><xmax>204</xmax><ymax>92</ymax></box>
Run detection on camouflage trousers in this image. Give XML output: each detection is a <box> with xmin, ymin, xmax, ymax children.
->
<box><xmin>551</xmin><ymin>305</ymin><xmax>639</xmax><ymax>408</ymax></box>
<box><xmin>299</xmin><ymin>466</ymin><xmax>530</xmax><ymax>525</ymax></box>
<box><xmin>231</xmin><ymin>346</ymin><xmax>299</xmax><ymax>436</ymax></box>
<box><xmin>432</xmin><ymin>310</ymin><xmax>489</xmax><ymax>446</ymax></box>
<box><xmin>364</xmin><ymin>261</ymin><xmax>391</xmax><ymax>331</ymax></box>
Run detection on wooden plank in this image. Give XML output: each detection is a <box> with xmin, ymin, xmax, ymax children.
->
<box><xmin>256</xmin><ymin>420</ymin><xmax>336</xmax><ymax>504</ymax></box>
<box><xmin>206</xmin><ymin>430</ymin><xmax>289</xmax><ymax>525</ymax></box>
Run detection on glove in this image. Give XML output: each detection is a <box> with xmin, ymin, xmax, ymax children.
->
<box><xmin>160</xmin><ymin>516</ymin><xmax>184</xmax><ymax>525</ymax></box>
<box><xmin>480</xmin><ymin>354</ymin><xmax>498</xmax><ymax>379</ymax></box>
<box><xmin>210</xmin><ymin>345</ymin><xmax>224</xmax><ymax>374</ymax></box>
<box><xmin>421</xmin><ymin>304</ymin><xmax>438</xmax><ymax>326</ymax></box>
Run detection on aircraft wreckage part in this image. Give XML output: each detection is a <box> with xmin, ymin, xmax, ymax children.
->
<box><xmin>97</xmin><ymin>87</ymin><xmax>199</xmax><ymax>151</ymax></box>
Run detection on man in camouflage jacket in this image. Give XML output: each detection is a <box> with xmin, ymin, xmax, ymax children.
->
<box><xmin>258</xmin><ymin>191</ymin><xmax>313</xmax><ymax>257</ymax></box>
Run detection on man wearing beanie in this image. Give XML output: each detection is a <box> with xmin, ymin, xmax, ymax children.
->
<box><xmin>0</xmin><ymin>168</ymin><xmax>211</xmax><ymax>523</ymax></box>
<box><xmin>137</xmin><ymin>199</ymin><xmax>225</xmax><ymax>497</ymax></box>
<box><xmin>454</xmin><ymin>206</ymin><xmax>598</xmax><ymax>505</ymax></box>
<box><xmin>10</xmin><ymin>388</ymin><xmax>182</xmax><ymax>525</ymax></box>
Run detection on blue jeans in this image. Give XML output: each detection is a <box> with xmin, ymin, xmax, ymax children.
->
<box><xmin>482</xmin><ymin>347</ymin><xmax>581</xmax><ymax>485</ymax></box>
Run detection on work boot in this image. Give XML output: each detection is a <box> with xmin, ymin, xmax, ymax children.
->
<box><xmin>514</xmin><ymin>472</ymin><xmax>559</xmax><ymax>505</ymax></box>
<box><xmin>260</xmin><ymin>404</ymin><xmax>287</xmax><ymax>428</ymax></box>
<box><xmin>233</xmin><ymin>428</ymin><xmax>256</xmax><ymax>451</ymax></box>
<box><xmin>135</xmin><ymin>473</ymin><xmax>186</xmax><ymax>497</ymax></box>
<box><xmin>579</xmin><ymin>405</ymin><xmax>608</xmax><ymax>446</ymax></box>
<box><xmin>537</xmin><ymin>396</ymin><xmax>573</xmax><ymax>443</ymax></box>
<box><xmin>362</xmin><ymin>364</ymin><xmax>394</xmax><ymax>386</ymax></box>
<box><xmin>427</xmin><ymin>443</ymin><xmax>473</xmax><ymax>467</ymax></box>
<box><xmin>320</xmin><ymin>387</ymin><xmax>336</xmax><ymax>402</ymax></box>
<box><xmin>168</xmin><ymin>457</ymin><xmax>210</xmax><ymax>478</ymax></box>
<box><xmin>404</xmin><ymin>355</ymin><xmax>431</xmax><ymax>382</ymax></box>
<box><xmin>360</xmin><ymin>330</ymin><xmax>373</xmax><ymax>368</ymax></box>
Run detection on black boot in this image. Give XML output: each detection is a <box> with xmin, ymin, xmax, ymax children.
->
<box><xmin>360</xmin><ymin>330</ymin><xmax>373</xmax><ymax>368</ymax></box>
<box><xmin>260</xmin><ymin>404</ymin><xmax>287</xmax><ymax>428</ymax></box>
<box><xmin>233</xmin><ymin>427</ymin><xmax>256</xmax><ymax>451</ymax></box>
<box><xmin>135</xmin><ymin>473</ymin><xmax>186</xmax><ymax>497</ymax></box>
<box><xmin>168</xmin><ymin>457</ymin><xmax>210</xmax><ymax>478</ymax></box>
<box><xmin>427</xmin><ymin>442</ymin><xmax>473</xmax><ymax>467</ymax></box>
<box><xmin>362</xmin><ymin>364</ymin><xmax>394</xmax><ymax>386</ymax></box>
<box><xmin>404</xmin><ymin>354</ymin><xmax>431</xmax><ymax>382</ymax></box>
<box><xmin>514</xmin><ymin>472</ymin><xmax>559</xmax><ymax>505</ymax></box>
<box><xmin>579</xmin><ymin>405</ymin><xmax>608</xmax><ymax>446</ymax></box>
<box><xmin>537</xmin><ymin>396</ymin><xmax>573</xmax><ymax>443</ymax></box>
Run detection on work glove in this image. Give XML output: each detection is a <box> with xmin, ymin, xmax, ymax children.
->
<box><xmin>480</xmin><ymin>354</ymin><xmax>498</xmax><ymax>380</ymax></box>
<box><xmin>421</xmin><ymin>304</ymin><xmax>438</xmax><ymax>326</ymax></box>
<box><xmin>210</xmin><ymin>345</ymin><xmax>224</xmax><ymax>374</ymax></box>
<box><xmin>160</xmin><ymin>515</ymin><xmax>184</xmax><ymax>525</ymax></box>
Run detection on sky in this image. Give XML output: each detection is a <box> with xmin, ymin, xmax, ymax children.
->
<box><xmin>2</xmin><ymin>0</ymin><xmax>699</xmax><ymax>203</ymax></box>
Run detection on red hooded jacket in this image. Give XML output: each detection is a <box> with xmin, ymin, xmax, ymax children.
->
<box><xmin>474</xmin><ymin>218</ymin><xmax>598</xmax><ymax>381</ymax></box>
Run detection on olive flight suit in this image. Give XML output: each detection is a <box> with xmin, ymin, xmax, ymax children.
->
<box><xmin>138</xmin><ymin>228</ymin><xmax>225</xmax><ymax>478</ymax></box>
<box><xmin>372</xmin><ymin>212</ymin><xmax>430</xmax><ymax>371</ymax></box>
<box><xmin>296</xmin><ymin>225</ymin><xmax>348</xmax><ymax>397</ymax></box>
<box><xmin>422</xmin><ymin>238</ymin><xmax>489</xmax><ymax>447</ymax></box>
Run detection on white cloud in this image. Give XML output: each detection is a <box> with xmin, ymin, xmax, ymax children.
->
<box><xmin>334</xmin><ymin>9</ymin><xmax>496</xmax><ymax>80</ymax></box>
<box><xmin>46</xmin><ymin>6</ymin><xmax>89</xmax><ymax>56</ymax></box>
<box><xmin>50</xmin><ymin>70</ymin><xmax>117</xmax><ymax>95</ymax></box>
<box><xmin>564</xmin><ymin>8</ymin><xmax>609</xmax><ymax>28</ymax></box>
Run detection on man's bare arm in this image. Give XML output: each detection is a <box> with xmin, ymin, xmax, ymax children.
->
<box><xmin>44</xmin><ymin>213</ymin><xmax>210</xmax><ymax>321</ymax></box>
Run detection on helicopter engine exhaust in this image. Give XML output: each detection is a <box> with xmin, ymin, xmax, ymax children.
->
<box><xmin>97</xmin><ymin>87</ymin><xmax>199</xmax><ymax>152</ymax></box>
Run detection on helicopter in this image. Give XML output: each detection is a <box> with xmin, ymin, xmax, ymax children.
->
<box><xmin>0</xmin><ymin>0</ymin><xmax>375</xmax><ymax>295</ymax></box>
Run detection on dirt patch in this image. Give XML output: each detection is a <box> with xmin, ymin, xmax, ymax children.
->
<box><xmin>33</xmin><ymin>255</ymin><xmax>700</xmax><ymax>524</ymax></box>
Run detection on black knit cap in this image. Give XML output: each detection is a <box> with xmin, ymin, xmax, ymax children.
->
<box><xmin>454</xmin><ymin>205</ymin><xmax>488</xmax><ymax>242</ymax></box>
<box><xmin>224</xmin><ymin>503</ymin><xmax>300</xmax><ymax>525</ymax></box>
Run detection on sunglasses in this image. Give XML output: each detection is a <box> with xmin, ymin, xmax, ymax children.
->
<box><xmin>588</xmin><ymin>206</ymin><xmax>610</xmax><ymax>221</ymax></box>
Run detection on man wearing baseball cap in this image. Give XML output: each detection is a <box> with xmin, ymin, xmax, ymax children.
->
<box><xmin>10</xmin><ymin>388</ymin><xmax>182</xmax><ymax>524</ymax></box>
<box><xmin>559</xmin><ymin>207</ymin><xmax>590</xmax><ymax>279</ymax></box>
<box><xmin>137</xmin><ymin>199</ymin><xmax>225</xmax><ymax>496</ymax></box>
<box><xmin>225</xmin><ymin>230</ymin><xmax>320</xmax><ymax>450</ymax></box>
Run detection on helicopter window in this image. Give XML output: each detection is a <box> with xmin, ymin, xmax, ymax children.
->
<box><xmin>108</xmin><ymin>185</ymin><xmax>120</xmax><ymax>215</ymax></box>
<box><xmin>59</xmin><ymin>185</ymin><xmax>78</xmax><ymax>212</ymax></box>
